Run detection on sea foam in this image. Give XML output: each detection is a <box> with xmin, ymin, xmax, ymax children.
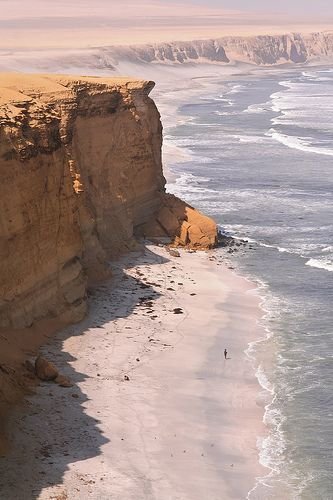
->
<box><xmin>305</xmin><ymin>258</ymin><xmax>333</xmax><ymax>272</ymax></box>
<box><xmin>267</xmin><ymin>129</ymin><xmax>333</xmax><ymax>156</ymax></box>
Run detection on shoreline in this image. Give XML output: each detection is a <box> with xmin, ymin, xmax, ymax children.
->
<box><xmin>0</xmin><ymin>244</ymin><xmax>268</xmax><ymax>499</ymax></box>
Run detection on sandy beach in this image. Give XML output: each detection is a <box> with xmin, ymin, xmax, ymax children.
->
<box><xmin>0</xmin><ymin>244</ymin><xmax>267</xmax><ymax>499</ymax></box>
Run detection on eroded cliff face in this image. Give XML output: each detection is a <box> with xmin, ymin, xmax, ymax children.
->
<box><xmin>1</xmin><ymin>32</ymin><xmax>333</xmax><ymax>76</ymax></box>
<box><xmin>0</xmin><ymin>74</ymin><xmax>217</xmax><ymax>330</ymax></box>
<box><xmin>118</xmin><ymin>32</ymin><xmax>333</xmax><ymax>65</ymax></box>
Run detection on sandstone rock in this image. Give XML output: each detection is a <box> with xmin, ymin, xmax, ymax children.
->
<box><xmin>0</xmin><ymin>73</ymin><xmax>217</xmax><ymax>331</ymax></box>
<box><xmin>144</xmin><ymin>194</ymin><xmax>217</xmax><ymax>249</ymax></box>
<box><xmin>55</xmin><ymin>375</ymin><xmax>73</xmax><ymax>388</ymax></box>
<box><xmin>0</xmin><ymin>74</ymin><xmax>162</xmax><ymax>328</ymax></box>
<box><xmin>35</xmin><ymin>356</ymin><xmax>59</xmax><ymax>381</ymax></box>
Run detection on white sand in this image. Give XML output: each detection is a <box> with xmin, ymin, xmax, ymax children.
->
<box><xmin>0</xmin><ymin>244</ymin><xmax>267</xmax><ymax>499</ymax></box>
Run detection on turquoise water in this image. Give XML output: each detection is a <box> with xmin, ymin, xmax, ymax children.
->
<box><xmin>163</xmin><ymin>67</ymin><xmax>333</xmax><ymax>499</ymax></box>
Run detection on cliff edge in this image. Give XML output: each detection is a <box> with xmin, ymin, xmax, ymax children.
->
<box><xmin>0</xmin><ymin>73</ymin><xmax>217</xmax><ymax>331</ymax></box>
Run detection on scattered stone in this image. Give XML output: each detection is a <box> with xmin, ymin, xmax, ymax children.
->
<box><xmin>124</xmin><ymin>375</ymin><xmax>130</xmax><ymax>381</ymax></box>
<box><xmin>136</xmin><ymin>358</ymin><xmax>140</xmax><ymax>362</ymax></box>
<box><xmin>169</xmin><ymin>249</ymin><xmax>180</xmax><ymax>257</ymax></box>
<box><xmin>190</xmin><ymin>293</ymin><xmax>196</xmax><ymax>296</ymax></box>
<box><xmin>55</xmin><ymin>375</ymin><xmax>73</xmax><ymax>388</ymax></box>
<box><xmin>35</xmin><ymin>356</ymin><xmax>59</xmax><ymax>381</ymax></box>
<box><xmin>71</xmin><ymin>393</ymin><xmax>79</xmax><ymax>399</ymax></box>
<box><xmin>173</xmin><ymin>308</ymin><xmax>183</xmax><ymax>314</ymax></box>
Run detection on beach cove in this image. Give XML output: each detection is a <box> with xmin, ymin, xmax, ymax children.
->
<box><xmin>0</xmin><ymin>244</ymin><xmax>267</xmax><ymax>499</ymax></box>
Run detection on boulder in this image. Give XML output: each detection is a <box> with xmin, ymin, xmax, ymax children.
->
<box><xmin>169</xmin><ymin>249</ymin><xmax>180</xmax><ymax>257</ymax></box>
<box><xmin>35</xmin><ymin>356</ymin><xmax>58</xmax><ymax>381</ymax></box>
<box><xmin>55</xmin><ymin>375</ymin><xmax>73</xmax><ymax>388</ymax></box>
<box><xmin>143</xmin><ymin>194</ymin><xmax>218</xmax><ymax>249</ymax></box>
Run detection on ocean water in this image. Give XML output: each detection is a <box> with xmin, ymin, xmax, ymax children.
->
<box><xmin>161</xmin><ymin>67</ymin><xmax>333</xmax><ymax>499</ymax></box>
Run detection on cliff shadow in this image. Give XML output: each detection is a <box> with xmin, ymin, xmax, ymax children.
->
<box><xmin>0</xmin><ymin>244</ymin><xmax>169</xmax><ymax>499</ymax></box>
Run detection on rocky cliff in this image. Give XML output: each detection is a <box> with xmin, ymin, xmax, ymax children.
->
<box><xmin>0</xmin><ymin>74</ymin><xmax>217</xmax><ymax>330</ymax></box>
<box><xmin>113</xmin><ymin>31</ymin><xmax>333</xmax><ymax>66</ymax></box>
<box><xmin>1</xmin><ymin>32</ymin><xmax>333</xmax><ymax>75</ymax></box>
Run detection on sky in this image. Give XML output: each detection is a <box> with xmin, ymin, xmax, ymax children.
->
<box><xmin>0</xmin><ymin>0</ymin><xmax>332</xmax><ymax>50</ymax></box>
<box><xmin>172</xmin><ymin>0</ymin><xmax>333</xmax><ymax>15</ymax></box>
<box><xmin>1</xmin><ymin>0</ymin><xmax>333</xmax><ymax>19</ymax></box>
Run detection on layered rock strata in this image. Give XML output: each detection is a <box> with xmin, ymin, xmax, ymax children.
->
<box><xmin>2</xmin><ymin>32</ymin><xmax>333</xmax><ymax>74</ymax></box>
<box><xmin>115</xmin><ymin>32</ymin><xmax>333</xmax><ymax>65</ymax></box>
<box><xmin>0</xmin><ymin>74</ymin><xmax>217</xmax><ymax>330</ymax></box>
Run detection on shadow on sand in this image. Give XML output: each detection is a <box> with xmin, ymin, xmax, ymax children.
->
<box><xmin>0</xmin><ymin>245</ymin><xmax>169</xmax><ymax>499</ymax></box>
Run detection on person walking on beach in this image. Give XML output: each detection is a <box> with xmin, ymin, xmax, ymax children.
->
<box><xmin>224</xmin><ymin>348</ymin><xmax>228</xmax><ymax>360</ymax></box>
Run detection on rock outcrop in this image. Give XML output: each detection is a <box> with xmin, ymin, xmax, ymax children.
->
<box><xmin>143</xmin><ymin>194</ymin><xmax>217</xmax><ymax>249</ymax></box>
<box><xmin>0</xmin><ymin>73</ymin><xmax>217</xmax><ymax>330</ymax></box>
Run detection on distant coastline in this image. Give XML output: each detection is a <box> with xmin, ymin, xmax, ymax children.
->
<box><xmin>1</xmin><ymin>31</ymin><xmax>333</xmax><ymax>75</ymax></box>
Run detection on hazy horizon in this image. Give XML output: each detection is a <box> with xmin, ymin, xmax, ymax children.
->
<box><xmin>1</xmin><ymin>0</ymin><xmax>333</xmax><ymax>18</ymax></box>
<box><xmin>0</xmin><ymin>0</ymin><xmax>332</xmax><ymax>50</ymax></box>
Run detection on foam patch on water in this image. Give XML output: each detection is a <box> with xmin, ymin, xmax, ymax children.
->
<box><xmin>260</xmin><ymin>242</ymin><xmax>291</xmax><ymax>253</ymax></box>
<box><xmin>305</xmin><ymin>258</ymin><xmax>333</xmax><ymax>272</ymax></box>
<box><xmin>167</xmin><ymin>172</ymin><xmax>219</xmax><ymax>203</ymax></box>
<box><xmin>256</xmin><ymin>364</ymin><xmax>275</xmax><ymax>394</ymax></box>
<box><xmin>267</xmin><ymin>129</ymin><xmax>333</xmax><ymax>156</ymax></box>
<box><xmin>322</xmin><ymin>245</ymin><xmax>333</xmax><ymax>253</ymax></box>
<box><xmin>236</xmin><ymin>135</ymin><xmax>267</xmax><ymax>144</ymax></box>
<box><xmin>214</xmin><ymin>110</ymin><xmax>237</xmax><ymax>116</ymax></box>
<box><xmin>243</xmin><ymin>103</ymin><xmax>270</xmax><ymax>114</ymax></box>
<box><xmin>199</xmin><ymin>95</ymin><xmax>234</xmax><ymax>105</ymax></box>
<box><xmin>226</xmin><ymin>84</ymin><xmax>247</xmax><ymax>94</ymax></box>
